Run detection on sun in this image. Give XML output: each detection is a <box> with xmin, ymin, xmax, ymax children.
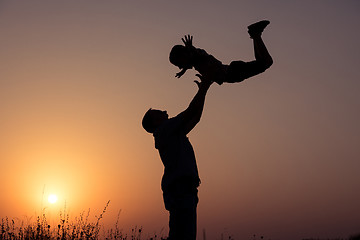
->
<box><xmin>48</xmin><ymin>194</ymin><xmax>58</xmax><ymax>204</ymax></box>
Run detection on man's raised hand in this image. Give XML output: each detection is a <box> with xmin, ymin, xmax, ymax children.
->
<box><xmin>194</xmin><ymin>74</ymin><xmax>213</xmax><ymax>89</ymax></box>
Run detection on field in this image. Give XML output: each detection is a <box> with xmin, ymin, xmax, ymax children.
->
<box><xmin>0</xmin><ymin>201</ymin><xmax>166</xmax><ymax>240</ymax></box>
<box><xmin>1</xmin><ymin>201</ymin><xmax>359</xmax><ymax>240</ymax></box>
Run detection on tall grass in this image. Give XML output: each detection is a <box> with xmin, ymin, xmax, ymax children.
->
<box><xmin>0</xmin><ymin>201</ymin><xmax>165</xmax><ymax>240</ymax></box>
<box><xmin>1</xmin><ymin>200</ymin><xmax>359</xmax><ymax>240</ymax></box>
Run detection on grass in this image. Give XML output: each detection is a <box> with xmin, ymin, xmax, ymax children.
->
<box><xmin>0</xmin><ymin>201</ymin><xmax>165</xmax><ymax>240</ymax></box>
<box><xmin>1</xmin><ymin>200</ymin><xmax>359</xmax><ymax>240</ymax></box>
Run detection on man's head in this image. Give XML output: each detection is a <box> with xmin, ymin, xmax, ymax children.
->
<box><xmin>169</xmin><ymin>45</ymin><xmax>193</xmax><ymax>69</ymax></box>
<box><xmin>142</xmin><ymin>108</ymin><xmax>169</xmax><ymax>133</ymax></box>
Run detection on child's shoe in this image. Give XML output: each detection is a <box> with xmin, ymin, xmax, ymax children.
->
<box><xmin>247</xmin><ymin>20</ymin><xmax>270</xmax><ymax>38</ymax></box>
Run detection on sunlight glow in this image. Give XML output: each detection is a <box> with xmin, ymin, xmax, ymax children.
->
<box><xmin>48</xmin><ymin>194</ymin><xmax>58</xmax><ymax>204</ymax></box>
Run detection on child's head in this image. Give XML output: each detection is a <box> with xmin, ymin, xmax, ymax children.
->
<box><xmin>142</xmin><ymin>108</ymin><xmax>169</xmax><ymax>133</ymax></box>
<box><xmin>169</xmin><ymin>45</ymin><xmax>192</xmax><ymax>69</ymax></box>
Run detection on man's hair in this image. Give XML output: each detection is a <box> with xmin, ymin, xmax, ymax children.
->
<box><xmin>142</xmin><ymin>108</ymin><xmax>156</xmax><ymax>133</ymax></box>
<box><xmin>169</xmin><ymin>45</ymin><xmax>187</xmax><ymax>66</ymax></box>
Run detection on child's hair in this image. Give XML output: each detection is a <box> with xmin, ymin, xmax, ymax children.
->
<box><xmin>142</xmin><ymin>108</ymin><xmax>156</xmax><ymax>133</ymax></box>
<box><xmin>169</xmin><ymin>45</ymin><xmax>189</xmax><ymax>66</ymax></box>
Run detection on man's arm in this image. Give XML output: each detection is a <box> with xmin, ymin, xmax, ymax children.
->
<box><xmin>178</xmin><ymin>74</ymin><xmax>213</xmax><ymax>135</ymax></box>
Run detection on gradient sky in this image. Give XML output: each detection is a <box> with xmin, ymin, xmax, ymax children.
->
<box><xmin>1</xmin><ymin>1</ymin><xmax>359</xmax><ymax>239</ymax></box>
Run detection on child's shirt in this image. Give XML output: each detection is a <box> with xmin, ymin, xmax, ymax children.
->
<box><xmin>192</xmin><ymin>47</ymin><xmax>227</xmax><ymax>84</ymax></box>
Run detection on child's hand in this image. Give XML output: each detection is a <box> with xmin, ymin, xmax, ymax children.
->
<box><xmin>182</xmin><ymin>35</ymin><xmax>193</xmax><ymax>48</ymax></box>
<box><xmin>175</xmin><ymin>69</ymin><xmax>187</xmax><ymax>78</ymax></box>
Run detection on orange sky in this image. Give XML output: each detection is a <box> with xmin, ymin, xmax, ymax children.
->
<box><xmin>1</xmin><ymin>1</ymin><xmax>360</xmax><ymax>239</ymax></box>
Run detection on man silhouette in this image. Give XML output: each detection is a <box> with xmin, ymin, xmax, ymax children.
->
<box><xmin>142</xmin><ymin>74</ymin><xmax>213</xmax><ymax>240</ymax></box>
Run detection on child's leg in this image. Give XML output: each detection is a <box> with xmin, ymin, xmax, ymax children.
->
<box><xmin>252</xmin><ymin>35</ymin><xmax>273</xmax><ymax>70</ymax></box>
<box><xmin>226</xmin><ymin>37</ymin><xmax>272</xmax><ymax>83</ymax></box>
<box><xmin>225</xmin><ymin>36</ymin><xmax>273</xmax><ymax>83</ymax></box>
<box><xmin>225</xmin><ymin>21</ymin><xmax>273</xmax><ymax>83</ymax></box>
<box><xmin>248</xmin><ymin>20</ymin><xmax>273</xmax><ymax>70</ymax></box>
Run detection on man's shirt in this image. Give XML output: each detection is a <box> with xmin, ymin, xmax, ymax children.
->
<box><xmin>153</xmin><ymin>113</ymin><xmax>200</xmax><ymax>192</ymax></box>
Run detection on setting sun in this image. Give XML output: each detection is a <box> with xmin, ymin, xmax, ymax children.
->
<box><xmin>48</xmin><ymin>194</ymin><xmax>58</xmax><ymax>204</ymax></box>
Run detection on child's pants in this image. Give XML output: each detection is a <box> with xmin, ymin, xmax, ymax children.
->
<box><xmin>226</xmin><ymin>60</ymin><xmax>267</xmax><ymax>83</ymax></box>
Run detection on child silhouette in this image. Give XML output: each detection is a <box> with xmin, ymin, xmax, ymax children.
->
<box><xmin>169</xmin><ymin>20</ymin><xmax>273</xmax><ymax>85</ymax></box>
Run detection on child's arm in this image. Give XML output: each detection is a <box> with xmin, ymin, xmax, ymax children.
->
<box><xmin>182</xmin><ymin>34</ymin><xmax>193</xmax><ymax>48</ymax></box>
<box><xmin>175</xmin><ymin>35</ymin><xmax>195</xmax><ymax>78</ymax></box>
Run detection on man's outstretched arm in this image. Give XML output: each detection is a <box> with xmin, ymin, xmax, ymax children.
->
<box><xmin>178</xmin><ymin>74</ymin><xmax>213</xmax><ymax>134</ymax></box>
